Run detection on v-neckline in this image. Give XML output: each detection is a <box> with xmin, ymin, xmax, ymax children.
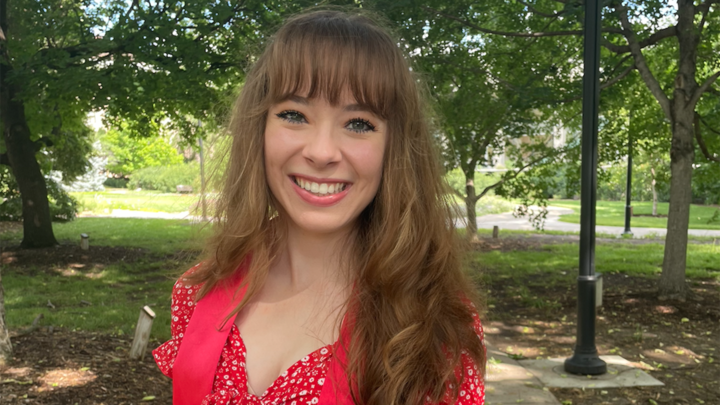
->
<box><xmin>231</xmin><ymin>324</ymin><xmax>335</xmax><ymax>399</ymax></box>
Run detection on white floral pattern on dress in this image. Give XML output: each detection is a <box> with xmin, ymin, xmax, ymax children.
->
<box><xmin>153</xmin><ymin>271</ymin><xmax>486</xmax><ymax>404</ymax></box>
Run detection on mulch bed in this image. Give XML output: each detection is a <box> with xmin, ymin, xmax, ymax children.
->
<box><xmin>1</xmin><ymin>236</ymin><xmax>718</xmax><ymax>404</ymax></box>
<box><xmin>1</xmin><ymin>331</ymin><xmax>171</xmax><ymax>404</ymax></box>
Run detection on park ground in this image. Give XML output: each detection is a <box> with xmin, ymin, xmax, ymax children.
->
<box><xmin>0</xmin><ymin>194</ymin><xmax>718</xmax><ymax>404</ymax></box>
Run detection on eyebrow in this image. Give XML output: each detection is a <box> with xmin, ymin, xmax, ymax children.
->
<box><xmin>287</xmin><ymin>95</ymin><xmax>374</xmax><ymax>113</ymax></box>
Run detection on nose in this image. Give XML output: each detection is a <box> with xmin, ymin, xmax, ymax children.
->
<box><xmin>302</xmin><ymin>123</ymin><xmax>342</xmax><ymax>168</ymax></box>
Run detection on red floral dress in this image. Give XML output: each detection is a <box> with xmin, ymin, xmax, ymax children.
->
<box><xmin>153</xmin><ymin>277</ymin><xmax>486</xmax><ymax>405</ymax></box>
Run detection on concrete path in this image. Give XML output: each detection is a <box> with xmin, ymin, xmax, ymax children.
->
<box><xmin>471</xmin><ymin>206</ymin><xmax>720</xmax><ymax>238</ymax></box>
<box><xmin>485</xmin><ymin>343</ymin><xmax>561</xmax><ymax>404</ymax></box>
<box><xmin>484</xmin><ymin>341</ymin><xmax>664</xmax><ymax>404</ymax></box>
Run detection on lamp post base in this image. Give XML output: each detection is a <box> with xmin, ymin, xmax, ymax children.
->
<box><xmin>564</xmin><ymin>351</ymin><xmax>607</xmax><ymax>375</ymax></box>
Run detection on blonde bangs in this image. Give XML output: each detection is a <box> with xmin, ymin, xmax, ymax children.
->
<box><xmin>262</xmin><ymin>13</ymin><xmax>402</xmax><ymax>119</ymax></box>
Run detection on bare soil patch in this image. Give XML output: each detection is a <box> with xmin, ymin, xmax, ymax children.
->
<box><xmin>0</xmin><ymin>330</ymin><xmax>171</xmax><ymax>404</ymax></box>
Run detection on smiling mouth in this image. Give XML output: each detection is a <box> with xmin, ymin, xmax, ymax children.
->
<box><xmin>292</xmin><ymin>176</ymin><xmax>349</xmax><ymax>197</ymax></box>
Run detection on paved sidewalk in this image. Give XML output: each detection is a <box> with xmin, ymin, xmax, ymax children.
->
<box><xmin>485</xmin><ymin>343</ymin><xmax>561</xmax><ymax>404</ymax></box>
<box><xmin>471</xmin><ymin>206</ymin><xmax>720</xmax><ymax>238</ymax></box>
<box><xmin>484</xmin><ymin>341</ymin><xmax>663</xmax><ymax>404</ymax></box>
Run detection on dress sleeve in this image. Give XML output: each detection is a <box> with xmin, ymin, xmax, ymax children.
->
<box><xmin>454</xmin><ymin>309</ymin><xmax>485</xmax><ymax>404</ymax></box>
<box><xmin>152</xmin><ymin>266</ymin><xmax>203</xmax><ymax>379</ymax></box>
<box><xmin>443</xmin><ymin>305</ymin><xmax>485</xmax><ymax>405</ymax></box>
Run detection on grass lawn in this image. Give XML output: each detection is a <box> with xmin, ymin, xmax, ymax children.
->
<box><xmin>71</xmin><ymin>189</ymin><xmax>206</xmax><ymax>214</ymax></box>
<box><xmin>472</xmin><ymin>241</ymin><xmax>720</xmax><ymax>286</ymax></box>
<box><xmin>550</xmin><ymin>199</ymin><xmax>720</xmax><ymax>230</ymax></box>
<box><xmin>3</xmin><ymin>214</ymin><xmax>718</xmax><ymax>343</ymax></box>
<box><xmin>2</xmin><ymin>218</ymin><xmax>212</xmax><ymax>341</ymax></box>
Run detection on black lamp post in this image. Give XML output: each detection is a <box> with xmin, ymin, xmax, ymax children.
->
<box><xmin>564</xmin><ymin>0</ymin><xmax>607</xmax><ymax>375</ymax></box>
<box><xmin>623</xmin><ymin>115</ymin><xmax>633</xmax><ymax>236</ymax></box>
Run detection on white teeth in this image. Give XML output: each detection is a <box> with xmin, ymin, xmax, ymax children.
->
<box><xmin>294</xmin><ymin>177</ymin><xmax>346</xmax><ymax>196</ymax></box>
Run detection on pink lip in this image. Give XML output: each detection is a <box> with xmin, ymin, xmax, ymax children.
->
<box><xmin>289</xmin><ymin>175</ymin><xmax>351</xmax><ymax>207</ymax></box>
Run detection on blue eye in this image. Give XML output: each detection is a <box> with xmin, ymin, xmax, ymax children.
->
<box><xmin>346</xmin><ymin>118</ymin><xmax>376</xmax><ymax>133</ymax></box>
<box><xmin>276</xmin><ymin>110</ymin><xmax>306</xmax><ymax>124</ymax></box>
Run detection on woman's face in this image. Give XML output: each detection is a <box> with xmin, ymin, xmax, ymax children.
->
<box><xmin>264</xmin><ymin>92</ymin><xmax>387</xmax><ymax>237</ymax></box>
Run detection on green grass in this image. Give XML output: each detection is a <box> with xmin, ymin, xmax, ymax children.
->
<box><xmin>3</xmin><ymin>215</ymin><xmax>718</xmax><ymax>343</ymax></box>
<box><xmin>0</xmin><ymin>218</ymin><xmax>211</xmax><ymax>254</ymax></box>
<box><xmin>71</xmin><ymin>189</ymin><xmax>206</xmax><ymax>214</ymax></box>
<box><xmin>4</xmin><ymin>259</ymin><xmax>181</xmax><ymax>341</ymax></box>
<box><xmin>550</xmin><ymin>199</ymin><xmax>720</xmax><ymax>230</ymax></box>
<box><xmin>2</xmin><ymin>218</ymin><xmax>212</xmax><ymax>340</ymax></box>
<box><xmin>472</xmin><ymin>242</ymin><xmax>720</xmax><ymax>284</ymax></box>
<box><xmin>449</xmin><ymin>195</ymin><xmax>517</xmax><ymax>217</ymax></box>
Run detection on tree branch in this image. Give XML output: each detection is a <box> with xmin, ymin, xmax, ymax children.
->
<box><xmin>476</xmin><ymin>152</ymin><xmax>554</xmax><ymax>200</ymax></box>
<box><xmin>33</xmin><ymin>137</ymin><xmax>54</xmax><ymax>152</ymax></box>
<box><xmin>695</xmin><ymin>113</ymin><xmax>720</xmax><ymax>162</ymax></box>
<box><xmin>549</xmin><ymin>62</ymin><xmax>635</xmax><ymax>104</ymax></box>
<box><xmin>615</xmin><ymin>3</ymin><xmax>672</xmax><ymax>120</ymax></box>
<box><xmin>0</xmin><ymin>153</ymin><xmax>9</xmax><ymax>166</ymax></box>
<box><xmin>700</xmin><ymin>116</ymin><xmax>720</xmax><ymax>136</ymax></box>
<box><xmin>421</xmin><ymin>6</ymin><xmax>622</xmax><ymax>38</ymax></box>
<box><xmin>122</xmin><ymin>0</ymin><xmax>139</xmax><ymax>20</ymax></box>
<box><xmin>602</xmin><ymin>62</ymin><xmax>635</xmax><ymax>89</ymax></box>
<box><xmin>697</xmin><ymin>0</ymin><xmax>720</xmax><ymax>33</ymax></box>
<box><xmin>690</xmin><ymin>70</ymin><xmax>720</xmax><ymax>108</ymax></box>
<box><xmin>601</xmin><ymin>25</ymin><xmax>677</xmax><ymax>54</ymax></box>
<box><xmin>516</xmin><ymin>0</ymin><xmax>565</xmax><ymax>18</ymax></box>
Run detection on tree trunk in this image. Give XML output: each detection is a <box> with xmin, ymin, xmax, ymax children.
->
<box><xmin>658</xmin><ymin>0</ymin><xmax>699</xmax><ymax>301</ymax></box>
<box><xmin>464</xmin><ymin>169</ymin><xmax>478</xmax><ymax>241</ymax></box>
<box><xmin>659</xmin><ymin>107</ymin><xmax>695</xmax><ymax>300</ymax></box>
<box><xmin>0</xmin><ymin>71</ymin><xmax>58</xmax><ymax>248</ymax></box>
<box><xmin>651</xmin><ymin>168</ymin><xmax>658</xmax><ymax>216</ymax></box>
<box><xmin>0</xmin><ymin>268</ymin><xmax>11</xmax><ymax>366</ymax></box>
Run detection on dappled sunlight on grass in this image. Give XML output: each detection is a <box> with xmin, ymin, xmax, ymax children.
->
<box><xmin>71</xmin><ymin>189</ymin><xmax>201</xmax><ymax>214</ymax></box>
<box><xmin>551</xmin><ymin>199</ymin><xmax>720</xmax><ymax>230</ymax></box>
<box><xmin>4</xmin><ymin>258</ymin><xmax>178</xmax><ymax>340</ymax></box>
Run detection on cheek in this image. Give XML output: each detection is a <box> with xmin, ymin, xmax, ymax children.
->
<box><xmin>349</xmin><ymin>140</ymin><xmax>385</xmax><ymax>184</ymax></box>
<box><xmin>264</xmin><ymin>126</ymin><xmax>301</xmax><ymax>172</ymax></box>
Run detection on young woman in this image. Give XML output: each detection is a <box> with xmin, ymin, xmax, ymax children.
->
<box><xmin>153</xmin><ymin>9</ymin><xmax>486</xmax><ymax>405</ymax></box>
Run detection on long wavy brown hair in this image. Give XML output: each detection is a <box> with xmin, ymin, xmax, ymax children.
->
<box><xmin>186</xmin><ymin>9</ymin><xmax>485</xmax><ymax>405</ymax></box>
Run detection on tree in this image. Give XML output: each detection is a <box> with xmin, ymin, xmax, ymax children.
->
<box><xmin>0</xmin><ymin>0</ymin><xmax>324</xmax><ymax>368</ymax></box>
<box><xmin>418</xmin><ymin>0</ymin><xmax>720</xmax><ymax>300</ymax></box>
<box><xmin>0</xmin><ymin>0</ymin><xmax>314</xmax><ymax>249</ymax></box>
<box><xmin>101</xmin><ymin>127</ymin><xmax>183</xmax><ymax>177</ymax></box>
<box><xmin>379</xmin><ymin>0</ymin><xmax>580</xmax><ymax>237</ymax></box>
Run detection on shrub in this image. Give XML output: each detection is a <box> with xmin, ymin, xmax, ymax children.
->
<box><xmin>128</xmin><ymin>163</ymin><xmax>200</xmax><ymax>193</ymax></box>
<box><xmin>0</xmin><ymin>168</ymin><xmax>78</xmax><ymax>222</ymax></box>
<box><xmin>104</xmin><ymin>177</ymin><xmax>129</xmax><ymax>188</ymax></box>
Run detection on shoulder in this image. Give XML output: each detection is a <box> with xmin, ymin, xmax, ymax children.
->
<box><xmin>171</xmin><ymin>265</ymin><xmax>204</xmax><ymax>304</ymax></box>
<box><xmin>152</xmin><ymin>265</ymin><xmax>204</xmax><ymax>378</ymax></box>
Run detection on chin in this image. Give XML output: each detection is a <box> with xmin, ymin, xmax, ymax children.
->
<box><xmin>292</xmin><ymin>213</ymin><xmax>354</xmax><ymax>236</ymax></box>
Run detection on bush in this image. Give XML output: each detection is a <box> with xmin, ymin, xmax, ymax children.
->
<box><xmin>0</xmin><ymin>168</ymin><xmax>78</xmax><ymax>222</ymax></box>
<box><xmin>128</xmin><ymin>163</ymin><xmax>200</xmax><ymax>193</ymax></box>
<box><xmin>104</xmin><ymin>177</ymin><xmax>129</xmax><ymax>188</ymax></box>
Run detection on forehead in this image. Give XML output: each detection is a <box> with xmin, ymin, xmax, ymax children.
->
<box><xmin>263</xmin><ymin>25</ymin><xmax>402</xmax><ymax>120</ymax></box>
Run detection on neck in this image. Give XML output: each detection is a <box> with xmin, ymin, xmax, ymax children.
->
<box><xmin>271</xmin><ymin>221</ymin><xmax>354</xmax><ymax>292</ymax></box>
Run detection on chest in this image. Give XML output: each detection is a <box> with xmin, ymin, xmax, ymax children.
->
<box><xmin>234</xmin><ymin>286</ymin><xmax>346</xmax><ymax>396</ymax></box>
